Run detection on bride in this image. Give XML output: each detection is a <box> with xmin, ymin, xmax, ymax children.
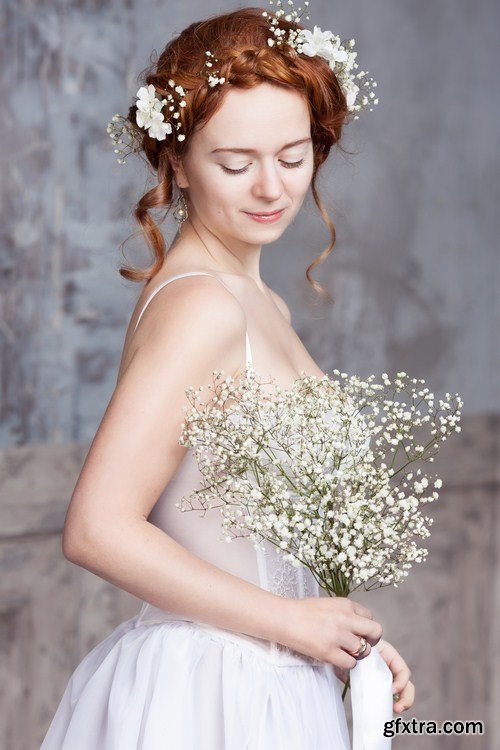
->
<box><xmin>41</xmin><ymin>5</ymin><xmax>413</xmax><ymax>748</ymax></box>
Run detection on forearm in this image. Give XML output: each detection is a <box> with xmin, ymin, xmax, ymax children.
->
<box><xmin>64</xmin><ymin>518</ymin><xmax>292</xmax><ymax>644</ymax></box>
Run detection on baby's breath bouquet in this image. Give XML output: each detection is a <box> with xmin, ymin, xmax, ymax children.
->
<box><xmin>178</xmin><ymin>367</ymin><xmax>462</xmax><ymax>736</ymax></box>
<box><xmin>178</xmin><ymin>368</ymin><xmax>463</xmax><ymax>599</ymax></box>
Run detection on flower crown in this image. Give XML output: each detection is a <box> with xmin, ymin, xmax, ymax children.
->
<box><xmin>107</xmin><ymin>0</ymin><xmax>378</xmax><ymax>164</ymax></box>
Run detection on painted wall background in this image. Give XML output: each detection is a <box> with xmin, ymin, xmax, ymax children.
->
<box><xmin>0</xmin><ymin>0</ymin><xmax>498</xmax><ymax>747</ymax></box>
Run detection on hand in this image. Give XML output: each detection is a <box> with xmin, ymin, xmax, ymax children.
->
<box><xmin>332</xmin><ymin>638</ymin><xmax>415</xmax><ymax>715</ymax></box>
<box><xmin>281</xmin><ymin>596</ymin><xmax>383</xmax><ymax>670</ymax></box>
<box><xmin>375</xmin><ymin>638</ymin><xmax>415</xmax><ymax>713</ymax></box>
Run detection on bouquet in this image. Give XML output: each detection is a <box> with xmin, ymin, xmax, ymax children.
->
<box><xmin>178</xmin><ymin>367</ymin><xmax>463</xmax><ymax>745</ymax></box>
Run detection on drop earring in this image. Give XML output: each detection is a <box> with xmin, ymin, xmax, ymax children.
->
<box><xmin>173</xmin><ymin>189</ymin><xmax>188</xmax><ymax>230</ymax></box>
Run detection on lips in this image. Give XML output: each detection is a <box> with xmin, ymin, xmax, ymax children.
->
<box><xmin>245</xmin><ymin>208</ymin><xmax>285</xmax><ymax>216</ymax></box>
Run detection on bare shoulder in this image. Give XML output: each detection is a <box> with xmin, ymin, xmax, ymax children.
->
<box><xmin>265</xmin><ymin>285</ymin><xmax>292</xmax><ymax>324</ymax></box>
<box><xmin>136</xmin><ymin>273</ymin><xmax>244</xmax><ymax>333</ymax></box>
<box><xmin>119</xmin><ymin>273</ymin><xmax>247</xmax><ymax>380</ymax></box>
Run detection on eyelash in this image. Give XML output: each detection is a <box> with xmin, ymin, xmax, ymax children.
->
<box><xmin>221</xmin><ymin>159</ymin><xmax>305</xmax><ymax>175</ymax></box>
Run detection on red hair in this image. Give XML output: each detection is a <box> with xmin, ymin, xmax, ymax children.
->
<box><xmin>119</xmin><ymin>7</ymin><xmax>354</xmax><ymax>299</ymax></box>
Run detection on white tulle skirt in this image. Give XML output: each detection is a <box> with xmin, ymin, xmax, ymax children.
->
<box><xmin>40</xmin><ymin>606</ymin><xmax>351</xmax><ymax>750</ymax></box>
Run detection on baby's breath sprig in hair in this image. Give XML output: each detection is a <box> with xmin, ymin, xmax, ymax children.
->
<box><xmin>202</xmin><ymin>50</ymin><xmax>226</xmax><ymax>88</ymax></box>
<box><xmin>264</xmin><ymin>0</ymin><xmax>379</xmax><ymax>119</ymax></box>
<box><xmin>106</xmin><ymin>113</ymin><xmax>143</xmax><ymax>165</ymax></box>
<box><xmin>163</xmin><ymin>79</ymin><xmax>188</xmax><ymax>141</ymax></box>
<box><xmin>263</xmin><ymin>0</ymin><xmax>310</xmax><ymax>50</ymax></box>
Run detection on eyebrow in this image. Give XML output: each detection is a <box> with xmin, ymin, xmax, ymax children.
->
<box><xmin>211</xmin><ymin>138</ymin><xmax>312</xmax><ymax>154</ymax></box>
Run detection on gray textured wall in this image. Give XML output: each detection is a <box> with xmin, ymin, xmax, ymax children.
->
<box><xmin>1</xmin><ymin>0</ymin><xmax>498</xmax><ymax>747</ymax></box>
<box><xmin>0</xmin><ymin>0</ymin><xmax>498</xmax><ymax>445</ymax></box>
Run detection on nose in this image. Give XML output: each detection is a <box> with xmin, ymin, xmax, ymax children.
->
<box><xmin>251</xmin><ymin>159</ymin><xmax>285</xmax><ymax>202</ymax></box>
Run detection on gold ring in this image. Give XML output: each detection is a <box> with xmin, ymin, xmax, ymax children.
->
<box><xmin>348</xmin><ymin>636</ymin><xmax>368</xmax><ymax>658</ymax></box>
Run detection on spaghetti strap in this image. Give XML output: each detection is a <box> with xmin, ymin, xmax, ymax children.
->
<box><xmin>132</xmin><ymin>271</ymin><xmax>254</xmax><ymax>368</ymax></box>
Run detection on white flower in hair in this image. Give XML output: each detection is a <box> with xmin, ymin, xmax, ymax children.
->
<box><xmin>147</xmin><ymin>113</ymin><xmax>172</xmax><ymax>140</ymax></box>
<box><xmin>341</xmin><ymin>78</ymin><xmax>360</xmax><ymax>109</ymax></box>
<box><xmin>135</xmin><ymin>84</ymin><xmax>172</xmax><ymax>140</ymax></box>
<box><xmin>298</xmin><ymin>25</ymin><xmax>348</xmax><ymax>67</ymax></box>
<box><xmin>135</xmin><ymin>85</ymin><xmax>162</xmax><ymax>128</ymax></box>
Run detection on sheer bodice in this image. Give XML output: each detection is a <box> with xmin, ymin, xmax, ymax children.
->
<box><xmin>131</xmin><ymin>272</ymin><xmax>320</xmax><ymax>641</ymax></box>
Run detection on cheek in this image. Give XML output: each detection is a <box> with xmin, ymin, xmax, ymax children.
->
<box><xmin>188</xmin><ymin>172</ymin><xmax>239</xmax><ymax>216</ymax></box>
<box><xmin>204</xmin><ymin>177</ymin><xmax>248</xmax><ymax>214</ymax></box>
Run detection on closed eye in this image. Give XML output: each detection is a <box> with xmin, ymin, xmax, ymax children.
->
<box><xmin>220</xmin><ymin>159</ymin><xmax>305</xmax><ymax>175</ymax></box>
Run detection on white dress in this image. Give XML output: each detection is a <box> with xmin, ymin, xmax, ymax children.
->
<box><xmin>40</xmin><ymin>272</ymin><xmax>352</xmax><ymax>750</ymax></box>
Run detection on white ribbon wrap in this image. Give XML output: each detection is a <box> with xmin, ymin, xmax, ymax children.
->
<box><xmin>349</xmin><ymin>646</ymin><xmax>394</xmax><ymax>750</ymax></box>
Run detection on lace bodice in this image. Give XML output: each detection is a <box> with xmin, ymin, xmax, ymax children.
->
<box><xmin>258</xmin><ymin>539</ymin><xmax>319</xmax><ymax>597</ymax></box>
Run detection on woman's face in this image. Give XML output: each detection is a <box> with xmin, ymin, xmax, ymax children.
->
<box><xmin>173</xmin><ymin>82</ymin><xmax>314</xmax><ymax>247</ymax></box>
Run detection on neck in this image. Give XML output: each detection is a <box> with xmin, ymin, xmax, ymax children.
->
<box><xmin>171</xmin><ymin>214</ymin><xmax>264</xmax><ymax>286</ymax></box>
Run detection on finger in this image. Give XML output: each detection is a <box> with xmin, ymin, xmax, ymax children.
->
<box><xmin>331</xmin><ymin>648</ymin><xmax>357</xmax><ymax>671</ymax></box>
<box><xmin>351</xmin><ymin>614</ymin><xmax>383</xmax><ymax>644</ymax></box>
<box><xmin>392</xmin><ymin>665</ymin><xmax>412</xmax><ymax>694</ymax></box>
<box><xmin>374</xmin><ymin>637</ymin><xmax>391</xmax><ymax>657</ymax></box>
<box><xmin>340</xmin><ymin>634</ymin><xmax>372</xmax><ymax>660</ymax></box>
<box><xmin>357</xmin><ymin>641</ymin><xmax>372</xmax><ymax>659</ymax></box>
<box><xmin>378</xmin><ymin>642</ymin><xmax>411</xmax><ymax>683</ymax></box>
<box><xmin>350</xmin><ymin>641</ymin><xmax>371</xmax><ymax>660</ymax></box>
<box><xmin>375</xmin><ymin>641</ymin><xmax>413</xmax><ymax>703</ymax></box>
<box><xmin>351</xmin><ymin>601</ymin><xmax>373</xmax><ymax>619</ymax></box>
<box><xmin>393</xmin><ymin>680</ymin><xmax>415</xmax><ymax>713</ymax></box>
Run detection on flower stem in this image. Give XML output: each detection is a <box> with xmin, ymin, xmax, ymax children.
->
<box><xmin>342</xmin><ymin>672</ymin><xmax>351</xmax><ymax>701</ymax></box>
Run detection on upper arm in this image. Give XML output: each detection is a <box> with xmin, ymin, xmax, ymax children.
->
<box><xmin>62</xmin><ymin>276</ymin><xmax>247</xmax><ymax>558</ymax></box>
<box><xmin>268</xmin><ymin>289</ymin><xmax>292</xmax><ymax>324</ymax></box>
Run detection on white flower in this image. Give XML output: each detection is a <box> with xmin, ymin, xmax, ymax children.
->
<box><xmin>341</xmin><ymin>79</ymin><xmax>360</xmax><ymax>108</ymax></box>
<box><xmin>135</xmin><ymin>85</ymin><xmax>163</xmax><ymax>130</ymax></box>
<box><xmin>299</xmin><ymin>25</ymin><xmax>333</xmax><ymax>57</ymax></box>
<box><xmin>299</xmin><ymin>26</ymin><xmax>348</xmax><ymax>67</ymax></box>
<box><xmin>147</xmin><ymin>115</ymin><xmax>172</xmax><ymax>140</ymax></box>
<box><xmin>326</xmin><ymin>43</ymin><xmax>349</xmax><ymax>69</ymax></box>
<box><xmin>134</xmin><ymin>82</ymin><xmax>186</xmax><ymax>143</ymax></box>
